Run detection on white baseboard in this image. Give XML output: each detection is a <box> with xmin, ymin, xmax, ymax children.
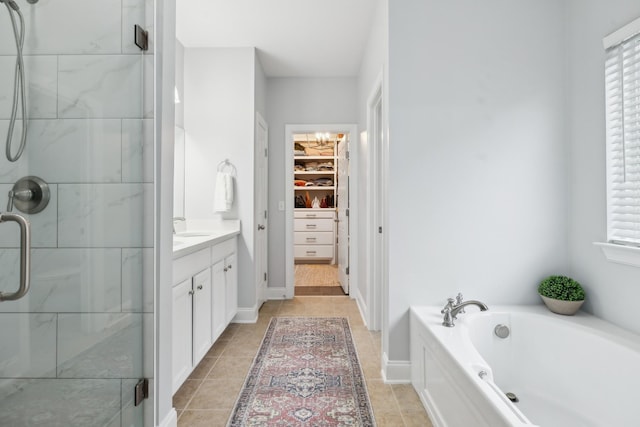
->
<box><xmin>381</xmin><ymin>352</ymin><xmax>412</xmax><ymax>383</ymax></box>
<box><xmin>354</xmin><ymin>291</ymin><xmax>368</xmax><ymax>327</ymax></box>
<box><xmin>158</xmin><ymin>408</ymin><xmax>177</xmax><ymax>427</ymax></box>
<box><xmin>267</xmin><ymin>286</ymin><xmax>292</xmax><ymax>300</ymax></box>
<box><xmin>233</xmin><ymin>305</ymin><xmax>258</xmax><ymax>323</ymax></box>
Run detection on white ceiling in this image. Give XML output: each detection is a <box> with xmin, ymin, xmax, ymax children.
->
<box><xmin>176</xmin><ymin>0</ymin><xmax>377</xmax><ymax>78</ymax></box>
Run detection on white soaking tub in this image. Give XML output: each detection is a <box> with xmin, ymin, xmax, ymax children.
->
<box><xmin>409</xmin><ymin>305</ymin><xmax>640</xmax><ymax>427</ymax></box>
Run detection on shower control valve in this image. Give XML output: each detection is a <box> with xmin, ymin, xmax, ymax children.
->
<box><xmin>7</xmin><ymin>176</ymin><xmax>50</xmax><ymax>214</ymax></box>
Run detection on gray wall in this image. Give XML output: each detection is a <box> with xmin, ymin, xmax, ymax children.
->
<box><xmin>387</xmin><ymin>0</ymin><xmax>568</xmax><ymax>363</ymax></box>
<box><xmin>184</xmin><ymin>47</ymin><xmax>257</xmax><ymax>309</ymax></box>
<box><xmin>266</xmin><ymin>78</ymin><xmax>358</xmax><ymax>287</ymax></box>
<box><xmin>566</xmin><ymin>0</ymin><xmax>640</xmax><ymax>335</ymax></box>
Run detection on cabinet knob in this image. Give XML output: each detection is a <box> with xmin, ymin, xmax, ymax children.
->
<box><xmin>188</xmin><ymin>290</ymin><xmax>194</xmax><ymax>296</ymax></box>
<box><xmin>227</xmin><ymin>264</ymin><xmax>232</xmax><ymax>269</ymax></box>
<box><xmin>258</xmin><ymin>224</ymin><xmax>265</xmax><ymax>230</ymax></box>
<box><xmin>197</xmin><ymin>285</ymin><xmax>203</xmax><ymax>290</ymax></box>
<box><xmin>224</xmin><ymin>267</ymin><xmax>228</xmax><ymax>272</ymax></box>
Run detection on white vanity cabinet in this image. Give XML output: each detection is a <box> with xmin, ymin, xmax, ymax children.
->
<box><xmin>192</xmin><ymin>268</ymin><xmax>212</xmax><ymax>364</ymax></box>
<box><xmin>211</xmin><ymin>238</ymin><xmax>237</xmax><ymax>342</ymax></box>
<box><xmin>171</xmin><ymin>236</ymin><xmax>238</xmax><ymax>393</ymax></box>
<box><xmin>171</xmin><ymin>278</ymin><xmax>193</xmax><ymax>393</ymax></box>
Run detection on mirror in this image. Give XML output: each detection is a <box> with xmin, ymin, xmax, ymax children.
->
<box><xmin>174</xmin><ymin>126</ymin><xmax>185</xmax><ymax>218</ymax></box>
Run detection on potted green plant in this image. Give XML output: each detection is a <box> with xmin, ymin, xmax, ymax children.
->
<box><xmin>538</xmin><ymin>275</ymin><xmax>585</xmax><ymax>315</ymax></box>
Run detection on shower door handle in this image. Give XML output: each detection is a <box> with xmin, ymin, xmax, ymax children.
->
<box><xmin>0</xmin><ymin>212</ymin><xmax>30</xmax><ymax>302</ymax></box>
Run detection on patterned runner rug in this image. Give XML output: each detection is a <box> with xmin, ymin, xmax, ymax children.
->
<box><xmin>227</xmin><ymin>317</ymin><xmax>376</xmax><ymax>426</ymax></box>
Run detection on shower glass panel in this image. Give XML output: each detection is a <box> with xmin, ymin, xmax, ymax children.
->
<box><xmin>0</xmin><ymin>0</ymin><xmax>154</xmax><ymax>425</ymax></box>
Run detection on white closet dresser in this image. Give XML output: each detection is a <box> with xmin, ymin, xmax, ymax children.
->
<box><xmin>294</xmin><ymin>209</ymin><xmax>336</xmax><ymax>263</ymax></box>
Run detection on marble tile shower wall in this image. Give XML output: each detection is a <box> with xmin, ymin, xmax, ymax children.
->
<box><xmin>0</xmin><ymin>0</ymin><xmax>154</xmax><ymax>426</ymax></box>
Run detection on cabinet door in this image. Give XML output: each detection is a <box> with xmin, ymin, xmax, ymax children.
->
<box><xmin>172</xmin><ymin>278</ymin><xmax>193</xmax><ymax>393</ymax></box>
<box><xmin>192</xmin><ymin>268</ymin><xmax>212</xmax><ymax>366</ymax></box>
<box><xmin>211</xmin><ymin>259</ymin><xmax>227</xmax><ymax>342</ymax></box>
<box><xmin>225</xmin><ymin>252</ymin><xmax>238</xmax><ymax>324</ymax></box>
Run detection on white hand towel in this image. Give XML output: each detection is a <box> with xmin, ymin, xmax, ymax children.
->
<box><xmin>214</xmin><ymin>172</ymin><xmax>234</xmax><ymax>212</ymax></box>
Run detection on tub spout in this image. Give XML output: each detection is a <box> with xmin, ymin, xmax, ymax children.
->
<box><xmin>442</xmin><ymin>299</ymin><xmax>488</xmax><ymax>327</ymax></box>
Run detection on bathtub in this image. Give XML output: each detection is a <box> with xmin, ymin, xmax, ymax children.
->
<box><xmin>409</xmin><ymin>305</ymin><xmax>640</xmax><ymax>427</ymax></box>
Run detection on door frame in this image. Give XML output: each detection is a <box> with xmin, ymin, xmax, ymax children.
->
<box><xmin>283</xmin><ymin>124</ymin><xmax>358</xmax><ymax>299</ymax></box>
<box><xmin>255</xmin><ymin>112</ymin><xmax>269</xmax><ymax>308</ymax></box>
<box><xmin>366</xmin><ymin>72</ymin><xmax>386</xmax><ymax>331</ymax></box>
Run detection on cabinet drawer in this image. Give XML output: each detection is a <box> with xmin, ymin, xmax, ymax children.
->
<box><xmin>211</xmin><ymin>236</ymin><xmax>237</xmax><ymax>263</ymax></box>
<box><xmin>294</xmin><ymin>232</ymin><xmax>334</xmax><ymax>245</ymax></box>
<box><xmin>173</xmin><ymin>247</ymin><xmax>210</xmax><ymax>285</ymax></box>
<box><xmin>294</xmin><ymin>245</ymin><xmax>334</xmax><ymax>259</ymax></box>
<box><xmin>294</xmin><ymin>218</ymin><xmax>333</xmax><ymax>232</ymax></box>
<box><xmin>294</xmin><ymin>209</ymin><xmax>335</xmax><ymax>219</ymax></box>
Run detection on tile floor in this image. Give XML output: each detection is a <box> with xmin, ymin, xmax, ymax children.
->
<box><xmin>294</xmin><ymin>264</ymin><xmax>344</xmax><ymax>296</ymax></box>
<box><xmin>294</xmin><ymin>264</ymin><xmax>340</xmax><ymax>287</ymax></box>
<box><xmin>173</xmin><ymin>296</ymin><xmax>433</xmax><ymax>426</ymax></box>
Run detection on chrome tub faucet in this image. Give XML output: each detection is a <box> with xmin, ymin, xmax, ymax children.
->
<box><xmin>441</xmin><ymin>295</ymin><xmax>488</xmax><ymax>327</ymax></box>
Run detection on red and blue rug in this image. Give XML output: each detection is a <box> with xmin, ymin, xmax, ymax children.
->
<box><xmin>227</xmin><ymin>317</ymin><xmax>376</xmax><ymax>426</ymax></box>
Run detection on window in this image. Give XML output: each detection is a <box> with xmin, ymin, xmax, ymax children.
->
<box><xmin>604</xmin><ymin>18</ymin><xmax>640</xmax><ymax>247</ymax></box>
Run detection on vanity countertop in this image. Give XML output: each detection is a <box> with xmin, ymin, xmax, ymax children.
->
<box><xmin>173</xmin><ymin>220</ymin><xmax>240</xmax><ymax>259</ymax></box>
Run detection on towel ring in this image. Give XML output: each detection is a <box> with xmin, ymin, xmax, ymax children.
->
<box><xmin>217</xmin><ymin>159</ymin><xmax>237</xmax><ymax>176</ymax></box>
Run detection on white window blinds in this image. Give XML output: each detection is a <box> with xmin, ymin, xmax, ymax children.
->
<box><xmin>605</xmin><ymin>30</ymin><xmax>640</xmax><ymax>246</ymax></box>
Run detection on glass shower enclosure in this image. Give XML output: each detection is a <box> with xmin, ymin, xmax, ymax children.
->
<box><xmin>0</xmin><ymin>0</ymin><xmax>154</xmax><ymax>425</ymax></box>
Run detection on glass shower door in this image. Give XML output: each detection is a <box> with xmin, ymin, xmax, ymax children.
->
<box><xmin>0</xmin><ymin>0</ymin><xmax>154</xmax><ymax>425</ymax></box>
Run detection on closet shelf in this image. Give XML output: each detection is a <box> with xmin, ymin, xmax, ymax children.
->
<box><xmin>294</xmin><ymin>171</ymin><xmax>336</xmax><ymax>175</ymax></box>
<box><xmin>294</xmin><ymin>186</ymin><xmax>335</xmax><ymax>191</ymax></box>
<box><xmin>294</xmin><ymin>155</ymin><xmax>335</xmax><ymax>160</ymax></box>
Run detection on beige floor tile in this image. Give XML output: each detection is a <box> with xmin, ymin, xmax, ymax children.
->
<box><xmin>207</xmin><ymin>356</ymin><xmax>254</xmax><ymax>379</ymax></box>
<box><xmin>295</xmin><ymin>264</ymin><xmax>339</xmax><ymax>287</ymax></box>
<box><xmin>218</xmin><ymin>325</ymin><xmax>238</xmax><ymax>341</ymax></box>
<box><xmin>188</xmin><ymin>379</ymin><xmax>241</xmax><ymax>410</ymax></box>
<box><xmin>177</xmin><ymin>410</ymin><xmax>230</xmax><ymax>427</ymax></box>
<box><xmin>222</xmin><ymin>341</ymin><xmax>261</xmax><ymax>358</ymax></box>
<box><xmin>205</xmin><ymin>339</ymin><xmax>229</xmax><ymax>358</ymax></box>
<box><xmin>231</xmin><ymin>329</ymin><xmax>266</xmax><ymax>343</ymax></box>
<box><xmin>361</xmin><ymin>362</ymin><xmax>383</xmax><ymax>380</ymax></box>
<box><xmin>403</xmin><ymin>409</ymin><xmax>434</xmax><ymax>427</ymax></box>
<box><xmin>367</xmin><ymin>381</ymin><xmax>400</xmax><ymax>414</ymax></box>
<box><xmin>173</xmin><ymin>379</ymin><xmax>202</xmax><ymax>410</ymax></box>
<box><xmin>392</xmin><ymin>384</ymin><xmax>424</xmax><ymax>412</ymax></box>
<box><xmin>187</xmin><ymin>356</ymin><xmax>218</xmax><ymax>380</ymax></box>
<box><xmin>175</xmin><ymin>296</ymin><xmax>433</xmax><ymax>427</ymax></box>
<box><xmin>230</xmin><ymin>341</ymin><xmax>262</xmax><ymax>354</ymax></box>
<box><xmin>261</xmin><ymin>299</ymin><xmax>282</xmax><ymax>308</ymax></box>
<box><xmin>356</xmin><ymin>342</ymin><xmax>380</xmax><ymax>357</ymax></box>
<box><xmin>374</xmin><ymin>411</ymin><xmax>406</xmax><ymax>427</ymax></box>
<box><xmin>278</xmin><ymin>308</ymin><xmax>312</xmax><ymax>316</ymax></box>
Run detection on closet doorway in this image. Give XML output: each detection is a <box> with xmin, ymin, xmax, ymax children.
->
<box><xmin>285</xmin><ymin>124</ymin><xmax>358</xmax><ymax>298</ymax></box>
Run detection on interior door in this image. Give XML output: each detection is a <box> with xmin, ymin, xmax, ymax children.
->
<box><xmin>255</xmin><ymin>113</ymin><xmax>269</xmax><ymax>307</ymax></box>
<box><xmin>0</xmin><ymin>2</ymin><xmax>151</xmax><ymax>425</ymax></box>
<box><xmin>337</xmin><ymin>134</ymin><xmax>350</xmax><ymax>294</ymax></box>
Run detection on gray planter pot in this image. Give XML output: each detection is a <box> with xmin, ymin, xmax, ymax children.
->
<box><xmin>539</xmin><ymin>294</ymin><xmax>585</xmax><ymax>315</ymax></box>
